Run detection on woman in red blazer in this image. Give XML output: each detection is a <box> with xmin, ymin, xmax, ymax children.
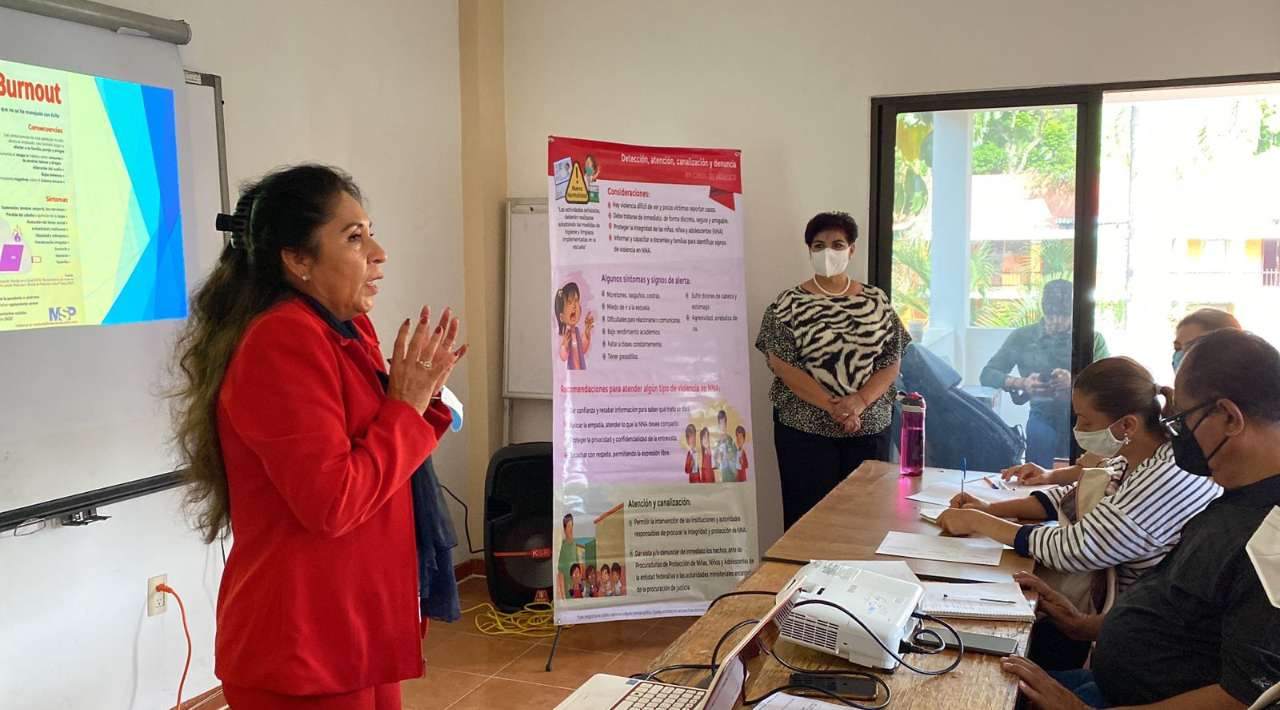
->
<box><xmin>173</xmin><ymin>165</ymin><xmax>465</xmax><ymax>710</ymax></box>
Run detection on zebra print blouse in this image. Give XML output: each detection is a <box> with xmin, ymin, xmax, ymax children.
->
<box><xmin>755</xmin><ymin>284</ymin><xmax>910</xmax><ymax>438</ymax></box>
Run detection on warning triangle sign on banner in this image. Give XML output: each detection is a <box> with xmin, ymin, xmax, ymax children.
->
<box><xmin>565</xmin><ymin>162</ymin><xmax>589</xmax><ymax>204</ymax></box>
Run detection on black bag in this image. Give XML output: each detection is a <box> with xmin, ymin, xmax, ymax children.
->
<box><xmin>895</xmin><ymin>343</ymin><xmax>1025</xmax><ymax>472</ymax></box>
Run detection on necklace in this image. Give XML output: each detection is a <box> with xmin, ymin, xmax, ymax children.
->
<box><xmin>812</xmin><ymin>276</ymin><xmax>852</xmax><ymax>297</ymax></box>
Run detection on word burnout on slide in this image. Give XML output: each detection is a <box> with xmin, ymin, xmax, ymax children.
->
<box><xmin>0</xmin><ymin>58</ymin><xmax>186</xmax><ymax>332</ymax></box>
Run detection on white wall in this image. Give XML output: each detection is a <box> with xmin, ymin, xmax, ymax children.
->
<box><xmin>503</xmin><ymin>0</ymin><xmax>1280</xmax><ymax>551</ymax></box>
<box><xmin>0</xmin><ymin>1</ymin><xmax>465</xmax><ymax>708</ymax></box>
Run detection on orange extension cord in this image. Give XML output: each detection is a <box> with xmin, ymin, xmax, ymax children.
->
<box><xmin>156</xmin><ymin>583</ymin><xmax>192</xmax><ymax>710</ymax></box>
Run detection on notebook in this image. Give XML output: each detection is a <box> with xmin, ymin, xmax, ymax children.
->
<box><xmin>918</xmin><ymin>582</ymin><xmax>1035</xmax><ymax>622</ymax></box>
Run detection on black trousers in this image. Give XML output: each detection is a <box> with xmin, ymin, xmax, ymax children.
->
<box><xmin>773</xmin><ymin>412</ymin><xmax>890</xmax><ymax>530</ymax></box>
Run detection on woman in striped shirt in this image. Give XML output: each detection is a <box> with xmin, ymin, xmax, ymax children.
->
<box><xmin>937</xmin><ymin>358</ymin><xmax>1220</xmax><ymax>657</ymax></box>
<box><xmin>942</xmin><ymin>358</ymin><xmax>1218</xmax><ymax>670</ymax></box>
<box><xmin>939</xmin><ymin>357</ymin><xmax>1220</xmax><ymax>582</ymax></box>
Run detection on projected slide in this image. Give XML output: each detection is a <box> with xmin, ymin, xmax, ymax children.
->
<box><xmin>0</xmin><ymin>58</ymin><xmax>185</xmax><ymax>331</ymax></box>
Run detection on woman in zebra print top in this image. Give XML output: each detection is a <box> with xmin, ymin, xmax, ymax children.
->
<box><xmin>754</xmin><ymin>212</ymin><xmax>910</xmax><ymax>529</ymax></box>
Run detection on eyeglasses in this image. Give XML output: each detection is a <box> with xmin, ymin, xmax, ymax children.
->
<box><xmin>1160</xmin><ymin>399</ymin><xmax>1217</xmax><ymax>437</ymax></box>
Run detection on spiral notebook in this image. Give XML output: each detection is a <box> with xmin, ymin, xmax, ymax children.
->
<box><xmin>919</xmin><ymin>582</ymin><xmax>1036</xmax><ymax>622</ymax></box>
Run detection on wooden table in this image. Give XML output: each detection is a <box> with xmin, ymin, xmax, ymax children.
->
<box><xmin>766</xmin><ymin>460</ymin><xmax>1036</xmax><ymax>583</ymax></box>
<box><xmin>649</xmin><ymin>461</ymin><xmax>1036</xmax><ymax>709</ymax></box>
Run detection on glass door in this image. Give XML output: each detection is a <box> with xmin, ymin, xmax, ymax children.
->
<box><xmin>883</xmin><ymin>104</ymin><xmax>1087</xmax><ymax>470</ymax></box>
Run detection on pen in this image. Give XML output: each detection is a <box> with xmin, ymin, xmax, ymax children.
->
<box><xmin>942</xmin><ymin>594</ymin><xmax>1018</xmax><ymax>605</ymax></box>
<box><xmin>961</xmin><ymin>457</ymin><xmax>967</xmax><ymax>496</ymax></box>
<box><xmin>982</xmin><ymin>476</ymin><xmax>1000</xmax><ymax>490</ymax></box>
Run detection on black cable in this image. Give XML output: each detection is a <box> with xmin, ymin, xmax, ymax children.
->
<box><xmin>788</xmin><ymin>600</ymin><xmax>964</xmax><ymax>676</ymax></box>
<box><xmin>907</xmin><ymin>627</ymin><xmax>945</xmax><ymax>654</ymax></box>
<box><xmin>765</xmin><ymin>649</ymin><xmax>893</xmax><ymax>709</ymax></box>
<box><xmin>743</xmin><ymin>683</ymin><xmax>879</xmax><ymax>708</ymax></box>
<box><xmin>710</xmin><ymin>618</ymin><xmax>760</xmax><ymax>666</ymax></box>
<box><xmin>439</xmin><ymin>482</ymin><xmax>483</xmax><ymax>555</ymax></box>
<box><xmin>628</xmin><ymin>663</ymin><xmax>718</xmax><ymax>683</ymax></box>
<box><xmin>706</xmin><ymin>589</ymin><xmax>774</xmax><ymax>613</ymax></box>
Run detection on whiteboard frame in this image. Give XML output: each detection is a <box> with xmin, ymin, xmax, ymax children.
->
<box><xmin>503</xmin><ymin>197</ymin><xmax>552</xmax><ymax>400</ymax></box>
<box><xmin>0</xmin><ymin>70</ymin><xmax>230</xmax><ymax>532</ymax></box>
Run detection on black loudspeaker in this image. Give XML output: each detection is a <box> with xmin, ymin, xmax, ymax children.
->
<box><xmin>484</xmin><ymin>442</ymin><xmax>553</xmax><ymax>613</ymax></box>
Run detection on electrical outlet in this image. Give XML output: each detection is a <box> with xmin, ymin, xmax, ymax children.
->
<box><xmin>147</xmin><ymin>574</ymin><xmax>168</xmax><ymax>617</ymax></box>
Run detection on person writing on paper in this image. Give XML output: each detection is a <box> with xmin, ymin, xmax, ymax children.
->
<box><xmin>173</xmin><ymin>165</ymin><xmax>466</xmax><ymax>709</ymax></box>
<box><xmin>755</xmin><ymin>212</ymin><xmax>910</xmax><ymax>528</ymax></box>
<box><xmin>938</xmin><ymin>357</ymin><xmax>1220</xmax><ymax>665</ymax></box>
<box><xmin>1002</xmin><ymin>329</ymin><xmax>1280</xmax><ymax>709</ymax></box>
<box><xmin>980</xmin><ymin>280</ymin><xmax>1109</xmax><ymax>468</ymax></box>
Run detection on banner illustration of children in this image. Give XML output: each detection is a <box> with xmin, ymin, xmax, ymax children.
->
<box><xmin>556</xmin><ymin>506</ymin><xmax>628</xmax><ymax>600</ymax></box>
<box><xmin>681</xmin><ymin>401</ymin><xmax>751</xmax><ymax>484</ymax></box>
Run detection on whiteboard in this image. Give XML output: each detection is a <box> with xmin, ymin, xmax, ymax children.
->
<box><xmin>0</xmin><ymin>74</ymin><xmax>226</xmax><ymax>514</ymax></box>
<box><xmin>504</xmin><ymin>199</ymin><xmax>552</xmax><ymax>399</ymax></box>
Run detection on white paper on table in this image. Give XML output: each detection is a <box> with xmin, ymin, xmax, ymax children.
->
<box><xmin>919</xmin><ymin>506</ymin><xmax>945</xmax><ymax>523</ymax></box>
<box><xmin>808</xmin><ymin>559</ymin><xmax>922</xmax><ymax>585</ymax></box>
<box><xmin>924</xmin><ymin>466</ymin><xmax>999</xmax><ymax>483</ymax></box>
<box><xmin>907</xmin><ymin>480</ymin><xmax>1054</xmax><ymax>507</ymax></box>
<box><xmin>754</xmin><ymin>692</ymin><xmax>852</xmax><ymax>710</ymax></box>
<box><xmin>876</xmin><ymin>530</ymin><xmax>1005</xmax><ymax>566</ymax></box>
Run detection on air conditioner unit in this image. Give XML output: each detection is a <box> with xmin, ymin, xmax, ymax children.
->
<box><xmin>776</xmin><ymin>561</ymin><xmax>924</xmax><ymax>670</ymax></box>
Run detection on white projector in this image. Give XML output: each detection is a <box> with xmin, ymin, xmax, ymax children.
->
<box><xmin>776</xmin><ymin>560</ymin><xmax>924</xmax><ymax>670</ymax></box>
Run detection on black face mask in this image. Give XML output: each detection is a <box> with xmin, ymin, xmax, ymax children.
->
<box><xmin>1167</xmin><ymin>401</ymin><xmax>1229</xmax><ymax>477</ymax></box>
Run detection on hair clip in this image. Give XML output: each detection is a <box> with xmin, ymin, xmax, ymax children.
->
<box><xmin>215</xmin><ymin>213</ymin><xmax>247</xmax><ymax>249</ymax></box>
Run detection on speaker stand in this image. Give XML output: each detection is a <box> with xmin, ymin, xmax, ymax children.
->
<box><xmin>544</xmin><ymin>626</ymin><xmax>564</xmax><ymax>672</ymax></box>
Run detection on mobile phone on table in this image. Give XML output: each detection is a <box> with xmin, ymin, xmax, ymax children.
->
<box><xmin>941</xmin><ymin>629</ymin><xmax>1019</xmax><ymax>656</ymax></box>
<box><xmin>787</xmin><ymin>673</ymin><xmax>878</xmax><ymax>700</ymax></box>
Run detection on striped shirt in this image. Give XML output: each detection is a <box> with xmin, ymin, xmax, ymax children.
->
<box><xmin>1019</xmin><ymin>443</ymin><xmax>1222</xmax><ymax>592</ymax></box>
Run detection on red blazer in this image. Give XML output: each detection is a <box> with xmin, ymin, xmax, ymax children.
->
<box><xmin>214</xmin><ymin>298</ymin><xmax>451</xmax><ymax>694</ymax></box>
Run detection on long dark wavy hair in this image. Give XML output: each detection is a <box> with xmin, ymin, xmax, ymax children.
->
<box><xmin>172</xmin><ymin>164</ymin><xmax>362</xmax><ymax>543</ymax></box>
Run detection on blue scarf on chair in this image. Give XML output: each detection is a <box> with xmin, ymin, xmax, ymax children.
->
<box><xmin>298</xmin><ymin>294</ymin><xmax>462</xmax><ymax>622</ymax></box>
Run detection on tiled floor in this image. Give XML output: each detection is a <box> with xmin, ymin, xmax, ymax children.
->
<box><xmin>194</xmin><ymin>575</ymin><xmax>688</xmax><ymax>709</ymax></box>
<box><xmin>402</xmin><ymin>575</ymin><xmax>697</xmax><ymax>709</ymax></box>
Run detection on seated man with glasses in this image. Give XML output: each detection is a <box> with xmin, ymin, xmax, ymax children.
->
<box><xmin>1002</xmin><ymin>328</ymin><xmax>1280</xmax><ymax>709</ymax></box>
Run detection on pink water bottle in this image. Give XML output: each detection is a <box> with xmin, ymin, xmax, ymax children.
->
<box><xmin>899</xmin><ymin>392</ymin><xmax>926</xmax><ymax>476</ymax></box>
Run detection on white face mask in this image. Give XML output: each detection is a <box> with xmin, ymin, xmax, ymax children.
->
<box><xmin>1247</xmin><ymin>507</ymin><xmax>1280</xmax><ymax>609</ymax></box>
<box><xmin>811</xmin><ymin>247</ymin><xmax>850</xmax><ymax>278</ymax></box>
<box><xmin>1072</xmin><ymin>420</ymin><xmax>1128</xmax><ymax>458</ymax></box>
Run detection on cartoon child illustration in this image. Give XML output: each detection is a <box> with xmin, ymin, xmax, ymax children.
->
<box><xmin>600</xmin><ymin>566</ymin><xmax>613</xmax><ymax>597</ymax></box>
<box><xmin>612</xmin><ymin>562</ymin><xmax>625</xmax><ymax>595</ymax></box>
<box><xmin>684</xmin><ymin>424</ymin><xmax>700</xmax><ymax>483</ymax></box>
<box><xmin>714</xmin><ymin>410</ymin><xmax>740</xmax><ymax>483</ymax></box>
<box><xmin>558</xmin><ymin>514</ymin><xmax>577</xmax><ymax>598</ymax></box>
<box><xmin>585</xmin><ymin>565</ymin><xmax>598</xmax><ymax>598</ymax></box>
<box><xmin>698</xmin><ymin>428</ymin><xmax>715</xmax><ymax>484</ymax></box>
<box><xmin>569</xmin><ymin>563</ymin><xmax>584</xmax><ymax>599</ymax></box>
<box><xmin>584</xmin><ymin>154</ymin><xmax>600</xmax><ymax>202</ymax></box>
<box><xmin>735</xmin><ymin>426</ymin><xmax>749</xmax><ymax>482</ymax></box>
<box><xmin>555</xmin><ymin>282</ymin><xmax>594</xmax><ymax>371</ymax></box>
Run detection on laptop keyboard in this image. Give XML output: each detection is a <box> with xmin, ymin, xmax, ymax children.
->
<box><xmin>614</xmin><ymin>681</ymin><xmax>706</xmax><ymax>709</ymax></box>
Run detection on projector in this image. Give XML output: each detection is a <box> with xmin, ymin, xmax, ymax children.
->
<box><xmin>776</xmin><ymin>561</ymin><xmax>924</xmax><ymax>670</ymax></box>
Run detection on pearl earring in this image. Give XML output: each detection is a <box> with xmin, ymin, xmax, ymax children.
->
<box><xmin>302</xmin><ymin>274</ymin><xmax>310</xmax><ymax>282</ymax></box>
